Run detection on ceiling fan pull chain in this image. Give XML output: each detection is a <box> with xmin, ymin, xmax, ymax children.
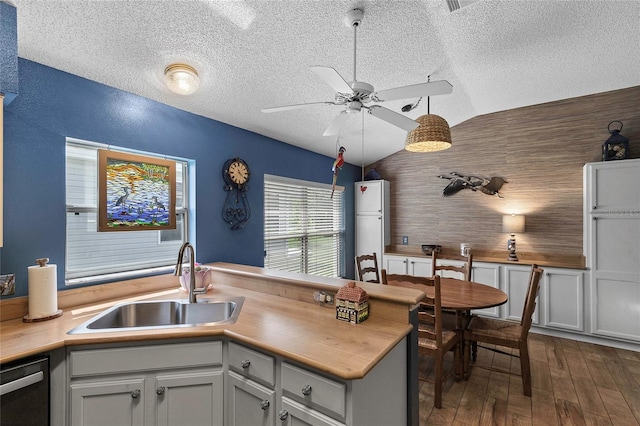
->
<box><xmin>352</xmin><ymin>19</ymin><xmax>358</xmax><ymax>82</ymax></box>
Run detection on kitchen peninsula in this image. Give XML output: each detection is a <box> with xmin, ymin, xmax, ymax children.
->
<box><xmin>0</xmin><ymin>263</ymin><xmax>424</xmax><ymax>426</ymax></box>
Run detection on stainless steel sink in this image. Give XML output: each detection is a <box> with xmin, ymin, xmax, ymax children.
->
<box><xmin>68</xmin><ymin>297</ymin><xmax>244</xmax><ymax>334</ymax></box>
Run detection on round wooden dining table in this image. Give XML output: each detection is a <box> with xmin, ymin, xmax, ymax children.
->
<box><xmin>389</xmin><ymin>276</ymin><xmax>508</xmax><ymax>311</ymax></box>
<box><xmin>437</xmin><ymin>277</ymin><xmax>507</xmax><ymax>311</ymax></box>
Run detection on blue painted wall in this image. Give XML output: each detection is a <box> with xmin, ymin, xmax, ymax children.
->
<box><xmin>1</xmin><ymin>59</ymin><xmax>360</xmax><ymax>297</ymax></box>
<box><xmin>0</xmin><ymin>1</ymin><xmax>19</xmax><ymax>105</ymax></box>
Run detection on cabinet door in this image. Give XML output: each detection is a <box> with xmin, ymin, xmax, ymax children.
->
<box><xmin>407</xmin><ymin>256</ymin><xmax>431</xmax><ymax>277</ymax></box>
<box><xmin>228</xmin><ymin>371</ymin><xmax>275</xmax><ymax>426</ymax></box>
<box><xmin>504</xmin><ymin>266</ymin><xmax>539</xmax><ymax>324</ymax></box>
<box><xmin>155</xmin><ymin>371</ymin><xmax>223</xmax><ymax>426</ymax></box>
<box><xmin>70</xmin><ymin>378</ymin><xmax>146</xmax><ymax>426</ymax></box>
<box><xmin>355</xmin><ymin>181</ymin><xmax>383</xmax><ymax>215</ymax></box>
<box><xmin>355</xmin><ymin>215</ymin><xmax>383</xmax><ymax>259</ymax></box>
<box><xmin>587</xmin><ymin>160</ymin><xmax>640</xmax><ymax>212</ymax></box>
<box><xmin>384</xmin><ymin>255</ymin><xmax>408</xmax><ymax>274</ymax></box>
<box><xmin>278</xmin><ymin>397</ymin><xmax>345</xmax><ymax>426</ymax></box>
<box><xmin>471</xmin><ymin>263</ymin><xmax>502</xmax><ymax>318</ymax></box>
<box><xmin>543</xmin><ymin>269</ymin><xmax>584</xmax><ymax>332</ymax></box>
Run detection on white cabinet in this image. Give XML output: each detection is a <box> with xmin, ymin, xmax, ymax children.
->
<box><xmin>278</xmin><ymin>338</ymin><xmax>407</xmax><ymax>426</ymax></box>
<box><xmin>542</xmin><ymin>268</ymin><xmax>585</xmax><ymax>332</ymax></box>
<box><xmin>584</xmin><ymin>159</ymin><xmax>640</xmax><ymax>342</ymax></box>
<box><xmin>355</xmin><ymin>180</ymin><xmax>390</xmax><ymax>266</ymax></box>
<box><xmin>70</xmin><ymin>378</ymin><xmax>146</xmax><ymax>425</ymax></box>
<box><xmin>383</xmin><ymin>254</ymin><xmax>431</xmax><ymax>277</ymax></box>
<box><xmin>470</xmin><ymin>262</ymin><xmax>502</xmax><ymax>318</ymax></box>
<box><xmin>281</xmin><ymin>362</ymin><xmax>346</xmax><ymax>422</ymax></box>
<box><xmin>503</xmin><ymin>265</ymin><xmax>539</xmax><ymax>325</ymax></box>
<box><xmin>279</xmin><ymin>397</ymin><xmax>344</xmax><ymax>426</ymax></box>
<box><xmin>227</xmin><ymin>342</ymin><xmax>276</xmax><ymax>426</ymax></box>
<box><xmin>228</xmin><ymin>371</ymin><xmax>275</xmax><ymax>426</ymax></box>
<box><xmin>68</xmin><ymin>341</ymin><xmax>224</xmax><ymax>426</ymax></box>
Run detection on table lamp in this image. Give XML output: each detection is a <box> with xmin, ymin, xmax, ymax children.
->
<box><xmin>502</xmin><ymin>214</ymin><xmax>525</xmax><ymax>261</ymax></box>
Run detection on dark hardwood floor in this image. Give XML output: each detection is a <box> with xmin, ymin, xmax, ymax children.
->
<box><xmin>418</xmin><ymin>333</ymin><xmax>640</xmax><ymax>425</ymax></box>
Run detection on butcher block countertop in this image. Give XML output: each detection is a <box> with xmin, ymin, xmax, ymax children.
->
<box><xmin>0</xmin><ymin>263</ymin><xmax>422</xmax><ymax>379</ymax></box>
<box><xmin>385</xmin><ymin>245</ymin><xmax>586</xmax><ymax>269</ymax></box>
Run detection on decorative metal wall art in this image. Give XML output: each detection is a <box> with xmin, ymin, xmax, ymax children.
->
<box><xmin>438</xmin><ymin>172</ymin><xmax>507</xmax><ymax>198</ymax></box>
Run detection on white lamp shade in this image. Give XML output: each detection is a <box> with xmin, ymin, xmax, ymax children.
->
<box><xmin>164</xmin><ymin>63</ymin><xmax>199</xmax><ymax>95</ymax></box>
<box><xmin>502</xmin><ymin>214</ymin><xmax>525</xmax><ymax>233</ymax></box>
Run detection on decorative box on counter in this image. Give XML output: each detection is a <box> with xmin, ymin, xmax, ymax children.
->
<box><xmin>336</xmin><ymin>281</ymin><xmax>369</xmax><ymax>324</ymax></box>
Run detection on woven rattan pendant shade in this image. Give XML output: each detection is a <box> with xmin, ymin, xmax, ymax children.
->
<box><xmin>405</xmin><ymin>114</ymin><xmax>452</xmax><ymax>152</ymax></box>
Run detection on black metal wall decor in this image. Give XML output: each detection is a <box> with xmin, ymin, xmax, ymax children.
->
<box><xmin>222</xmin><ymin>157</ymin><xmax>251</xmax><ymax>230</ymax></box>
<box><xmin>438</xmin><ymin>172</ymin><xmax>507</xmax><ymax>198</ymax></box>
<box><xmin>602</xmin><ymin>121</ymin><xmax>629</xmax><ymax>161</ymax></box>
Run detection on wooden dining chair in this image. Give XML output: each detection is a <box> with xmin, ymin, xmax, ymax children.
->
<box><xmin>355</xmin><ymin>252</ymin><xmax>381</xmax><ymax>283</ymax></box>
<box><xmin>431</xmin><ymin>252</ymin><xmax>473</xmax><ymax>329</ymax></box>
<box><xmin>431</xmin><ymin>251</ymin><xmax>473</xmax><ymax>281</ymax></box>
<box><xmin>382</xmin><ymin>272</ymin><xmax>461</xmax><ymax>408</ymax></box>
<box><xmin>463</xmin><ymin>264</ymin><xmax>543</xmax><ymax>396</ymax></box>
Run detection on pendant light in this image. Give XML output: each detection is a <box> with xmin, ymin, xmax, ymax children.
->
<box><xmin>404</xmin><ymin>79</ymin><xmax>452</xmax><ymax>152</ymax></box>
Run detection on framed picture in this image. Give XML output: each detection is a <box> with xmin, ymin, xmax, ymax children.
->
<box><xmin>98</xmin><ymin>150</ymin><xmax>176</xmax><ymax>232</ymax></box>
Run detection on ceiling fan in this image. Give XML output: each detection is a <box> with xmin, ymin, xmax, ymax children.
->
<box><xmin>261</xmin><ymin>8</ymin><xmax>453</xmax><ymax>136</ymax></box>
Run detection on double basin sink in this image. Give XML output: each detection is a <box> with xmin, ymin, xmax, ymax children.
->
<box><xmin>68</xmin><ymin>297</ymin><xmax>244</xmax><ymax>334</ymax></box>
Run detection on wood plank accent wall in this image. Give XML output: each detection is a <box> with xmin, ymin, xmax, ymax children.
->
<box><xmin>368</xmin><ymin>86</ymin><xmax>640</xmax><ymax>258</ymax></box>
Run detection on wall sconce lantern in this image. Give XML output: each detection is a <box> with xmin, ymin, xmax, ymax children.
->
<box><xmin>502</xmin><ymin>214</ymin><xmax>525</xmax><ymax>261</ymax></box>
<box><xmin>602</xmin><ymin>121</ymin><xmax>629</xmax><ymax>161</ymax></box>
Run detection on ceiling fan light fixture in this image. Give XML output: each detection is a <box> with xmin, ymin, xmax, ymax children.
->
<box><xmin>405</xmin><ymin>114</ymin><xmax>452</xmax><ymax>152</ymax></box>
<box><xmin>164</xmin><ymin>63</ymin><xmax>199</xmax><ymax>95</ymax></box>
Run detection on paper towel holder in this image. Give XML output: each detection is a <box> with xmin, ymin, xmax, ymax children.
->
<box><xmin>23</xmin><ymin>258</ymin><xmax>63</xmax><ymax>323</ymax></box>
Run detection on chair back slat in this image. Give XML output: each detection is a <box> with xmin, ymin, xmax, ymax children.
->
<box><xmin>355</xmin><ymin>253</ymin><xmax>380</xmax><ymax>283</ymax></box>
<box><xmin>520</xmin><ymin>265</ymin><xmax>544</xmax><ymax>337</ymax></box>
<box><xmin>382</xmin><ymin>272</ymin><xmax>443</xmax><ymax>345</ymax></box>
<box><xmin>431</xmin><ymin>252</ymin><xmax>473</xmax><ymax>281</ymax></box>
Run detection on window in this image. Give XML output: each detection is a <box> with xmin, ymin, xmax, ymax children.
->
<box><xmin>264</xmin><ymin>175</ymin><xmax>345</xmax><ymax>278</ymax></box>
<box><xmin>65</xmin><ymin>139</ymin><xmax>189</xmax><ymax>284</ymax></box>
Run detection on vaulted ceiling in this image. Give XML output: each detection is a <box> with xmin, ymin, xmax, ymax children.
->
<box><xmin>11</xmin><ymin>0</ymin><xmax>640</xmax><ymax>165</ymax></box>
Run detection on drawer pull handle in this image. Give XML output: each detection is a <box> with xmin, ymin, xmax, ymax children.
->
<box><xmin>241</xmin><ymin>360</ymin><xmax>251</xmax><ymax>369</ymax></box>
<box><xmin>260</xmin><ymin>400</ymin><xmax>270</xmax><ymax>410</ymax></box>
<box><xmin>278</xmin><ymin>410</ymin><xmax>289</xmax><ymax>420</ymax></box>
<box><xmin>131</xmin><ymin>389</ymin><xmax>141</xmax><ymax>399</ymax></box>
<box><xmin>301</xmin><ymin>384</ymin><xmax>312</xmax><ymax>396</ymax></box>
<box><xmin>156</xmin><ymin>386</ymin><xmax>165</xmax><ymax>395</ymax></box>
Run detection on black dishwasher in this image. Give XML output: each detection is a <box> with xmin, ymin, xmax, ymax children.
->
<box><xmin>0</xmin><ymin>356</ymin><xmax>49</xmax><ymax>426</ymax></box>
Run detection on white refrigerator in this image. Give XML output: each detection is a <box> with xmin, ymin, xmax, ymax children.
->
<box><xmin>584</xmin><ymin>158</ymin><xmax>640</xmax><ymax>342</ymax></box>
<box><xmin>355</xmin><ymin>180</ymin><xmax>390</xmax><ymax>268</ymax></box>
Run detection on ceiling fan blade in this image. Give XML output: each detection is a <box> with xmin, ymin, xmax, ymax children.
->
<box><xmin>372</xmin><ymin>80</ymin><xmax>453</xmax><ymax>102</ymax></box>
<box><xmin>323</xmin><ymin>111</ymin><xmax>351</xmax><ymax>136</ymax></box>
<box><xmin>261</xmin><ymin>101</ymin><xmax>336</xmax><ymax>113</ymax></box>
<box><xmin>310</xmin><ymin>66</ymin><xmax>353</xmax><ymax>94</ymax></box>
<box><xmin>367</xmin><ymin>106</ymin><xmax>419</xmax><ymax>132</ymax></box>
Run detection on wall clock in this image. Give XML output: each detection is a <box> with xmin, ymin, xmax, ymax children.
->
<box><xmin>222</xmin><ymin>157</ymin><xmax>251</xmax><ymax>230</ymax></box>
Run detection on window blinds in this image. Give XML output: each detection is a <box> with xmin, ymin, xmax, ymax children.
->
<box><xmin>264</xmin><ymin>175</ymin><xmax>345</xmax><ymax>278</ymax></box>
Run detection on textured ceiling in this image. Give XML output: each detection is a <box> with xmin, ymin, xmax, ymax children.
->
<box><xmin>10</xmin><ymin>0</ymin><xmax>640</xmax><ymax>166</ymax></box>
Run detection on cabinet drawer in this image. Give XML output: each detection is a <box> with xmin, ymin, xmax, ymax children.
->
<box><xmin>228</xmin><ymin>342</ymin><xmax>275</xmax><ymax>387</ymax></box>
<box><xmin>70</xmin><ymin>341</ymin><xmax>222</xmax><ymax>377</ymax></box>
<box><xmin>281</xmin><ymin>362</ymin><xmax>346</xmax><ymax>420</ymax></box>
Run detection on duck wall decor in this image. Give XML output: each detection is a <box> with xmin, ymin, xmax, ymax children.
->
<box><xmin>438</xmin><ymin>172</ymin><xmax>507</xmax><ymax>198</ymax></box>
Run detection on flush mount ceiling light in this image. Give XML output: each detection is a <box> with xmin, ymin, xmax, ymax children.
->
<box><xmin>164</xmin><ymin>63</ymin><xmax>199</xmax><ymax>95</ymax></box>
<box><xmin>404</xmin><ymin>96</ymin><xmax>452</xmax><ymax>152</ymax></box>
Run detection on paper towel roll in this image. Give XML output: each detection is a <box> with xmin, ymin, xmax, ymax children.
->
<box><xmin>28</xmin><ymin>260</ymin><xmax>58</xmax><ymax>318</ymax></box>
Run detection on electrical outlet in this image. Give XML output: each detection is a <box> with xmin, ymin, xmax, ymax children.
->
<box><xmin>402</xmin><ymin>236</ymin><xmax>408</xmax><ymax>245</ymax></box>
